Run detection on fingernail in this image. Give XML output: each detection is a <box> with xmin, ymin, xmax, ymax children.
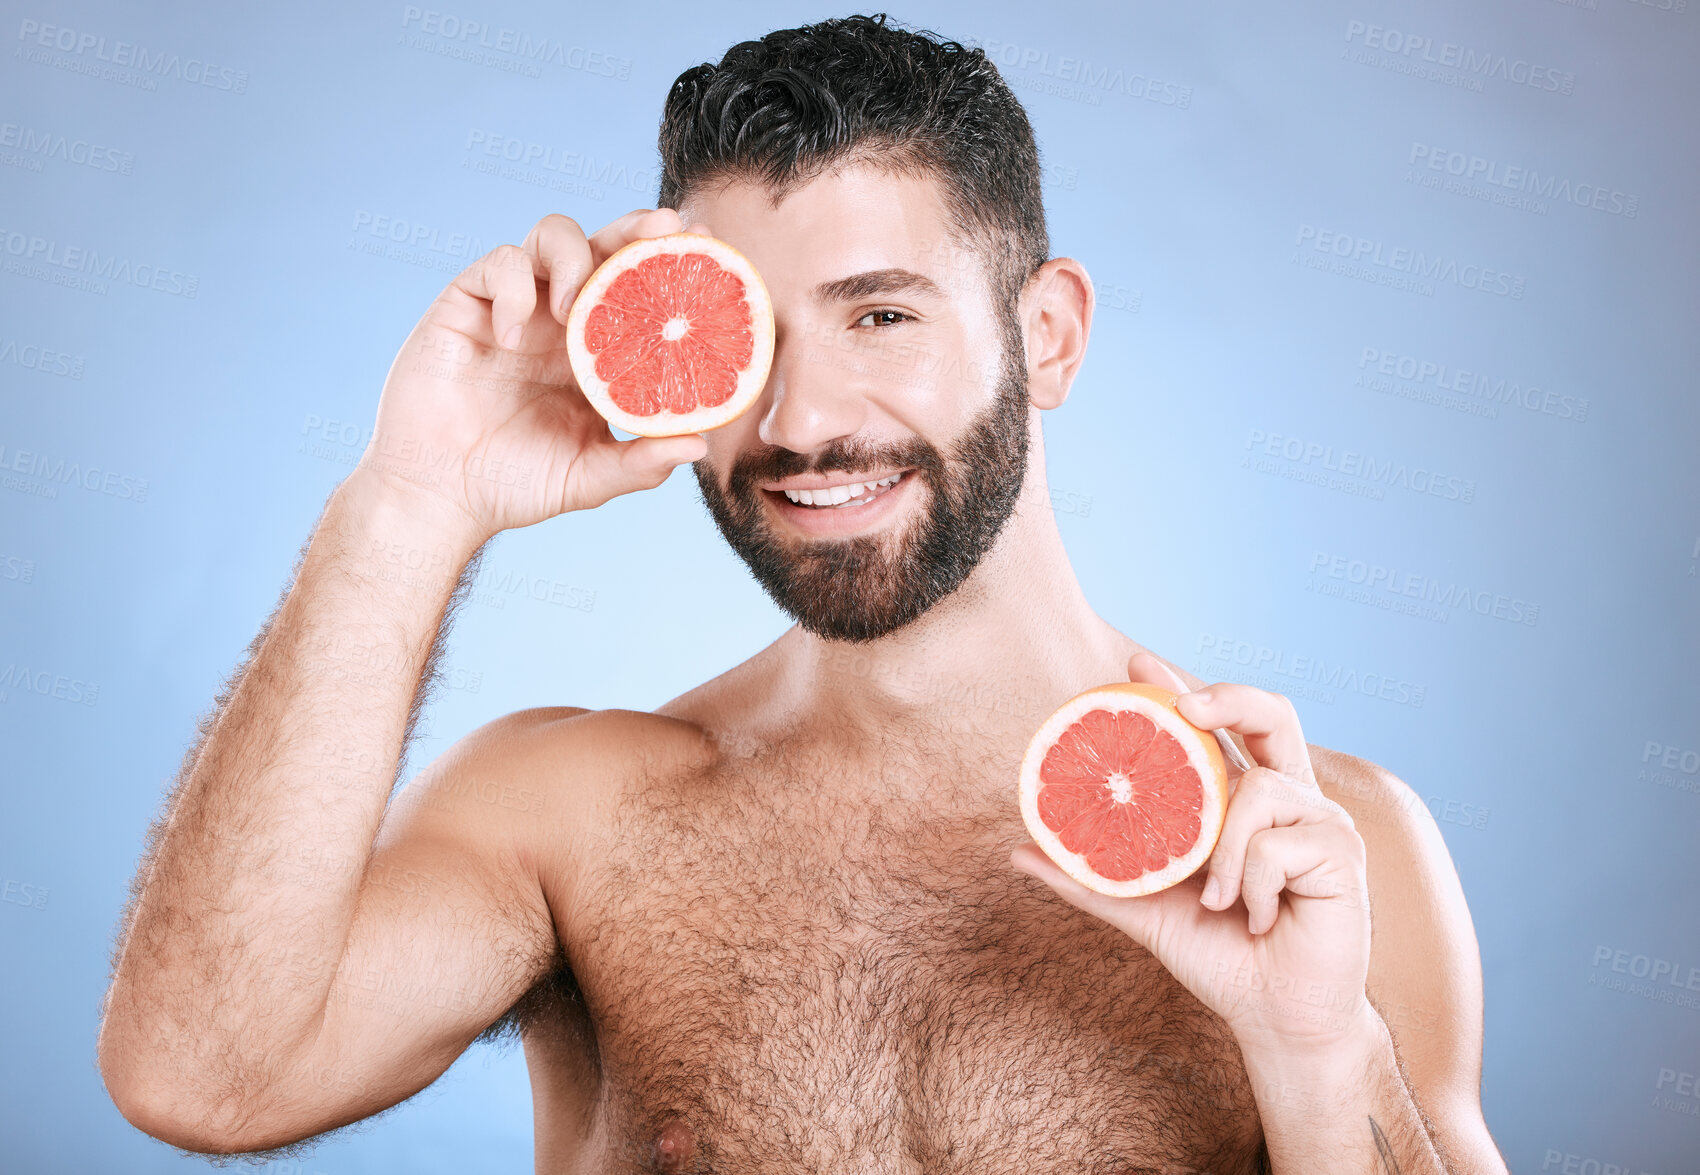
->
<box><xmin>501</xmin><ymin>324</ymin><xmax>523</xmax><ymax>349</ymax></box>
<box><xmin>1201</xmin><ymin>875</ymin><xmax>1221</xmax><ymax>906</ymax></box>
<box><xmin>1184</xmin><ymin>690</ymin><xmax>1212</xmax><ymax>707</ymax></box>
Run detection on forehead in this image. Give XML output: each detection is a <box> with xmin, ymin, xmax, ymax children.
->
<box><xmin>675</xmin><ymin>160</ymin><xmax>986</xmax><ymax>301</ymax></box>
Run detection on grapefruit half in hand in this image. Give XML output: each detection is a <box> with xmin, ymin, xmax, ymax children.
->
<box><xmin>566</xmin><ymin>231</ymin><xmax>774</xmax><ymax>437</ymax></box>
<box><xmin>1018</xmin><ymin>682</ymin><xmax>1230</xmax><ymax>897</ymax></box>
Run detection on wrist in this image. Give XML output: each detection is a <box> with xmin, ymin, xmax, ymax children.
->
<box><xmin>328</xmin><ymin>469</ymin><xmax>492</xmax><ymax>597</ymax></box>
<box><xmin>1237</xmin><ymin>1004</ymin><xmax>1391</xmax><ymax>1117</ymax></box>
<box><xmin>338</xmin><ymin>467</ymin><xmax>491</xmax><ymax>559</ymax></box>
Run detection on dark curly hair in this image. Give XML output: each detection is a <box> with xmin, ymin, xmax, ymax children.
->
<box><xmin>656</xmin><ymin>12</ymin><xmax>1051</xmax><ymax>320</ymax></box>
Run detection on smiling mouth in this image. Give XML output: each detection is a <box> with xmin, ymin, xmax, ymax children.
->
<box><xmin>769</xmin><ymin>470</ymin><xmax>909</xmax><ymax>509</ymax></box>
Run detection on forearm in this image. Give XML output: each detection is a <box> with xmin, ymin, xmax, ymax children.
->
<box><xmin>1243</xmin><ymin>1010</ymin><xmax>1449</xmax><ymax>1175</ymax></box>
<box><xmin>101</xmin><ymin>469</ymin><xmax>489</xmax><ymax>1106</ymax></box>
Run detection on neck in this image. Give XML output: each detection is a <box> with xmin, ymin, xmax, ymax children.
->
<box><xmin>779</xmin><ymin>434</ymin><xmax>1130</xmax><ymax>733</ymax></box>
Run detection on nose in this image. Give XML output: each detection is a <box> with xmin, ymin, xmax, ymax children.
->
<box><xmin>756</xmin><ymin>325</ymin><xmax>868</xmax><ymax>454</ymax></box>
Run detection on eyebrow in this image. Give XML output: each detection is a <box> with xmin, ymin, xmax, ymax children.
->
<box><xmin>811</xmin><ymin>267</ymin><xmax>945</xmax><ymax>304</ymax></box>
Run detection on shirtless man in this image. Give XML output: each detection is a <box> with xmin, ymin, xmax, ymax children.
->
<box><xmin>98</xmin><ymin>15</ymin><xmax>1508</xmax><ymax>1174</ymax></box>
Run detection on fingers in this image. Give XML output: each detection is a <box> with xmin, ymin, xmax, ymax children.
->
<box><xmin>587</xmin><ymin>207</ymin><xmax>686</xmax><ymax>269</ymax></box>
<box><xmin>1125</xmin><ymin>650</ymin><xmax>1253</xmax><ymax>776</ymax></box>
<box><xmin>1199</xmin><ymin>766</ymin><xmax>1359</xmax><ymax>926</ymax></box>
<box><xmin>1236</xmin><ymin>823</ymin><xmax>1367</xmax><ymax>935</ymax></box>
<box><xmin>1174</xmin><ymin>683</ymin><xmax>1311</xmax><ymax>783</ymax></box>
<box><xmin>450</xmin><ymin>243</ymin><xmax>542</xmax><ymax>351</ymax></box>
<box><xmin>523</xmin><ymin>214</ymin><xmax>594</xmax><ymax>325</ymax></box>
<box><xmin>445</xmin><ymin>207</ymin><xmax>698</xmax><ymax>355</ymax></box>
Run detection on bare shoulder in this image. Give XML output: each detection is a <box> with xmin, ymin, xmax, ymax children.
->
<box><xmin>1306</xmin><ymin>744</ymin><xmax>1475</xmax><ymax>1015</ymax></box>
<box><xmin>1307</xmin><ymin>744</ymin><xmax>1505</xmax><ymax>1168</ymax></box>
<box><xmin>400</xmin><ymin>704</ymin><xmax>718</xmax><ymax>841</ymax></box>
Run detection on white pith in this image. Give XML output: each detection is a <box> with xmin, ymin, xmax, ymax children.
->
<box><xmin>1017</xmin><ymin>686</ymin><xmax>1228</xmax><ymax>898</ymax></box>
<box><xmin>564</xmin><ymin>232</ymin><xmax>775</xmax><ymax>438</ymax></box>
<box><xmin>780</xmin><ymin>471</ymin><xmax>904</xmax><ymax>508</ymax></box>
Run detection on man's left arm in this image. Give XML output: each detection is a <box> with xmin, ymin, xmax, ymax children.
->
<box><xmin>1010</xmin><ymin>654</ymin><xmax>1508</xmax><ymax>1174</ymax></box>
<box><xmin>1284</xmin><ymin>745</ymin><xmax>1506</xmax><ymax>1174</ymax></box>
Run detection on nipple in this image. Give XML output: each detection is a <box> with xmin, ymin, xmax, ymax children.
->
<box><xmin>650</xmin><ymin>1114</ymin><xmax>698</xmax><ymax>1173</ymax></box>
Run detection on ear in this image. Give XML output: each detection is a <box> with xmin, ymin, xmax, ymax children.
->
<box><xmin>1020</xmin><ymin>257</ymin><xmax>1094</xmax><ymax>411</ymax></box>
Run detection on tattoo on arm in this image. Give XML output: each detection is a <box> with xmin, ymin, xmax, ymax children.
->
<box><xmin>1369</xmin><ymin>1115</ymin><xmax>1403</xmax><ymax>1174</ymax></box>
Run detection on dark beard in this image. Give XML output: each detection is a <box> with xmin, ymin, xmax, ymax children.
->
<box><xmin>693</xmin><ymin>332</ymin><xmax>1031</xmax><ymax>643</ymax></box>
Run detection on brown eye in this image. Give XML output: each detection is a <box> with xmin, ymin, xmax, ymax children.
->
<box><xmin>855</xmin><ymin>309</ymin><xmax>911</xmax><ymax>328</ymax></box>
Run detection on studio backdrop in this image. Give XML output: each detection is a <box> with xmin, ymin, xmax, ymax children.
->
<box><xmin>2</xmin><ymin>1</ymin><xmax>1697</xmax><ymax>1172</ymax></box>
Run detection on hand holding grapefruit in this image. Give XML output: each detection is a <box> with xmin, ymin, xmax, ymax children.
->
<box><xmin>357</xmin><ymin>209</ymin><xmax>721</xmax><ymax>542</ymax></box>
<box><xmin>1017</xmin><ymin>682</ymin><xmax>1230</xmax><ymax>897</ymax></box>
<box><xmin>1014</xmin><ymin>666</ymin><xmax>1378</xmax><ymax>1054</ymax></box>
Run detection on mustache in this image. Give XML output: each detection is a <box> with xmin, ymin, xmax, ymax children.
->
<box><xmin>724</xmin><ymin>437</ymin><xmax>946</xmax><ymax>494</ymax></box>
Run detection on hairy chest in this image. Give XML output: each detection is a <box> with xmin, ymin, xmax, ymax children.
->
<box><xmin>562</xmin><ymin>738</ymin><xmax>1265</xmax><ymax>1175</ymax></box>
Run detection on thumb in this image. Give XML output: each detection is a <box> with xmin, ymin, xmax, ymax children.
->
<box><xmin>597</xmin><ymin>432</ymin><xmax>708</xmax><ymax>499</ymax></box>
<box><xmin>1126</xmin><ymin>648</ymin><xmax>1192</xmax><ymax>693</ymax></box>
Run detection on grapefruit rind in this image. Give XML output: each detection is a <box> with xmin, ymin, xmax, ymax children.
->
<box><xmin>565</xmin><ymin>231</ymin><xmax>775</xmax><ymax>438</ymax></box>
<box><xmin>1017</xmin><ymin>682</ymin><xmax>1229</xmax><ymax>898</ymax></box>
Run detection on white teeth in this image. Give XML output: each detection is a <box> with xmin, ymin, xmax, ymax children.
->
<box><xmin>782</xmin><ymin>471</ymin><xmax>903</xmax><ymax>507</ymax></box>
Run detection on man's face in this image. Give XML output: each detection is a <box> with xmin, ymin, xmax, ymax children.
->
<box><xmin>680</xmin><ymin>162</ymin><xmax>1033</xmax><ymax>643</ymax></box>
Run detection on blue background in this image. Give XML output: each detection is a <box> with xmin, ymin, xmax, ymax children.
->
<box><xmin>3</xmin><ymin>1</ymin><xmax>1697</xmax><ymax>1172</ymax></box>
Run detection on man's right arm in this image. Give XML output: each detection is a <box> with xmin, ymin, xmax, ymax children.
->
<box><xmin>95</xmin><ymin>208</ymin><xmax>715</xmax><ymax>1154</ymax></box>
<box><xmin>96</xmin><ymin>470</ymin><xmax>569</xmax><ymax>1153</ymax></box>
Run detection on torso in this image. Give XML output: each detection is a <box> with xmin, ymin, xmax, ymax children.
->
<box><xmin>515</xmin><ymin>648</ymin><xmax>1269</xmax><ymax>1174</ymax></box>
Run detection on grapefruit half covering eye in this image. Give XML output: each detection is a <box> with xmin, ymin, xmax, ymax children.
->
<box><xmin>1018</xmin><ymin>683</ymin><xmax>1230</xmax><ymax>897</ymax></box>
<box><xmin>565</xmin><ymin>232</ymin><xmax>774</xmax><ymax>437</ymax></box>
